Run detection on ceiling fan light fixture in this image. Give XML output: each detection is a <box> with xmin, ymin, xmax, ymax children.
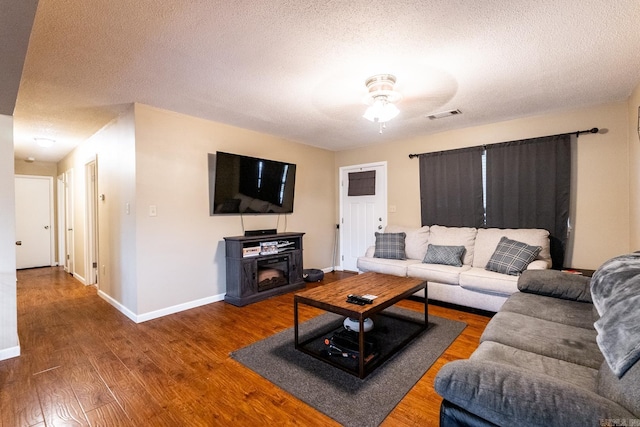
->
<box><xmin>363</xmin><ymin>74</ymin><xmax>402</xmax><ymax>133</ymax></box>
<box><xmin>363</xmin><ymin>98</ymin><xmax>400</xmax><ymax>123</ymax></box>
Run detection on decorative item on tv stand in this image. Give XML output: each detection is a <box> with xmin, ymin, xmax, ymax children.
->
<box><xmin>260</xmin><ymin>241</ymin><xmax>279</xmax><ymax>255</ymax></box>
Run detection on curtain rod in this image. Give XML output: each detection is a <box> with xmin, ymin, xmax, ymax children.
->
<box><xmin>408</xmin><ymin>127</ymin><xmax>599</xmax><ymax>159</ymax></box>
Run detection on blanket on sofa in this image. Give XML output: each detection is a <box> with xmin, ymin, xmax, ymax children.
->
<box><xmin>590</xmin><ymin>252</ymin><xmax>640</xmax><ymax>377</ymax></box>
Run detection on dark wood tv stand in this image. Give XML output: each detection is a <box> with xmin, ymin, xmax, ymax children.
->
<box><xmin>224</xmin><ymin>232</ymin><xmax>305</xmax><ymax>306</ymax></box>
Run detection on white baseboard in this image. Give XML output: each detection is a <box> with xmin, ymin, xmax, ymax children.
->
<box><xmin>73</xmin><ymin>272</ymin><xmax>86</xmax><ymax>285</ymax></box>
<box><xmin>97</xmin><ymin>290</ymin><xmax>138</xmax><ymax>322</ymax></box>
<box><xmin>97</xmin><ymin>290</ymin><xmax>226</xmax><ymax>324</ymax></box>
<box><xmin>0</xmin><ymin>345</ymin><xmax>20</xmax><ymax>361</ymax></box>
<box><xmin>136</xmin><ymin>293</ymin><xmax>225</xmax><ymax>323</ymax></box>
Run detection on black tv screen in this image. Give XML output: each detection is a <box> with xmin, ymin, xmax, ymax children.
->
<box><xmin>208</xmin><ymin>152</ymin><xmax>296</xmax><ymax>215</ymax></box>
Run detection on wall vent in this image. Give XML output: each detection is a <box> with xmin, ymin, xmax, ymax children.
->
<box><xmin>426</xmin><ymin>109</ymin><xmax>462</xmax><ymax>120</ymax></box>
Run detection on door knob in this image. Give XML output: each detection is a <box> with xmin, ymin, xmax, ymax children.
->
<box><xmin>16</xmin><ymin>241</ymin><xmax>22</xmax><ymax>245</ymax></box>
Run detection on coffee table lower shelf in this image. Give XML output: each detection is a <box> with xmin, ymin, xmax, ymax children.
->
<box><xmin>295</xmin><ymin>310</ymin><xmax>426</xmax><ymax>378</ymax></box>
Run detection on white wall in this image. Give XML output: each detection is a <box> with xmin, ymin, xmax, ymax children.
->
<box><xmin>335</xmin><ymin>102</ymin><xmax>631</xmax><ymax>269</ymax></box>
<box><xmin>0</xmin><ymin>114</ymin><xmax>19</xmax><ymax>360</ymax></box>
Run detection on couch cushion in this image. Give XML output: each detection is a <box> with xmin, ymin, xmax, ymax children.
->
<box><xmin>480</xmin><ymin>311</ymin><xmax>603</xmax><ymax>369</ymax></box>
<box><xmin>384</xmin><ymin>225</ymin><xmax>430</xmax><ymax>260</ymax></box>
<box><xmin>407</xmin><ymin>263</ymin><xmax>470</xmax><ymax>285</ymax></box>
<box><xmin>590</xmin><ymin>252</ymin><xmax>640</xmax><ymax>378</ymax></box>
<box><xmin>356</xmin><ymin>256</ymin><xmax>420</xmax><ymax>277</ymax></box>
<box><xmin>485</xmin><ymin>236</ymin><xmax>542</xmax><ymax>276</ymax></box>
<box><xmin>472</xmin><ymin>341</ymin><xmax>598</xmax><ymax>391</ymax></box>
<box><xmin>422</xmin><ymin>244</ymin><xmax>465</xmax><ymax>267</ymax></box>
<box><xmin>428</xmin><ymin>225</ymin><xmax>477</xmax><ymax>265</ymax></box>
<box><xmin>598</xmin><ymin>359</ymin><xmax>640</xmax><ymax>417</ymax></box>
<box><xmin>434</xmin><ymin>359</ymin><xmax>635</xmax><ymax>427</ymax></box>
<box><xmin>518</xmin><ymin>269</ymin><xmax>592</xmax><ymax>303</ymax></box>
<box><xmin>373</xmin><ymin>232</ymin><xmax>406</xmax><ymax>260</ymax></box>
<box><xmin>500</xmin><ymin>292</ymin><xmax>595</xmax><ymax>330</ymax></box>
<box><xmin>473</xmin><ymin>228</ymin><xmax>551</xmax><ymax>269</ymax></box>
<box><xmin>458</xmin><ymin>267</ymin><xmax>519</xmax><ymax>296</ymax></box>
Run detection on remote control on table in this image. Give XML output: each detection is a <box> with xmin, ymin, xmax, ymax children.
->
<box><xmin>346</xmin><ymin>294</ymin><xmax>373</xmax><ymax>305</ymax></box>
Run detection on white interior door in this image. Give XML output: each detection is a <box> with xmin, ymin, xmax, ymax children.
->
<box><xmin>339</xmin><ymin>162</ymin><xmax>387</xmax><ymax>272</ymax></box>
<box><xmin>85</xmin><ymin>160</ymin><xmax>98</xmax><ymax>285</ymax></box>
<box><xmin>65</xmin><ymin>169</ymin><xmax>74</xmax><ymax>274</ymax></box>
<box><xmin>57</xmin><ymin>174</ymin><xmax>66</xmax><ymax>266</ymax></box>
<box><xmin>15</xmin><ymin>175</ymin><xmax>54</xmax><ymax>269</ymax></box>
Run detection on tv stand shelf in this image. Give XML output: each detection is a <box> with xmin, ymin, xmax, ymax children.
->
<box><xmin>224</xmin><ymin>232</ymin><xmax>305</xmax><ymax>306</ymax></box>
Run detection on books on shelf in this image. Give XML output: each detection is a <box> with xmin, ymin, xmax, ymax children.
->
<box><xmin>242</xmin><ymin>246</ymin><xmax>261</xmax><ymax>257</ymax></box>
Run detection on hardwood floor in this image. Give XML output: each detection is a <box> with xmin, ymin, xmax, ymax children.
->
<box><xmin>0</xmin><ymin>268</ymin><xmax>491</xmax><ymax>426</ymax></box>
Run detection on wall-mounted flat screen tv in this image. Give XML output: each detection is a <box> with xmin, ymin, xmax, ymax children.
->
<box><xmin>208</xmin><ymin>152</ymin><xmax>296</xmax><ymax>215</ymax></box>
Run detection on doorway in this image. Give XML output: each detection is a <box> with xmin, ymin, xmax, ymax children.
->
<box><xmin>85</xmin><ymin>159</ymin><xmax>98</xmax><ymax>285</ymax></box>
<box><xmin>339</xmin><ymin>162</ymin><xmax>387</xmax><ymax>272</ymax></box>
<box><xmin>15</xmin><ymin>175</ymin><xmax>54</xmax><ymax>269</ymax></box>
<box><xmin>64</xmin><ymin>169</ymin><xmax>75</xmax><ymax>274</ymax></box>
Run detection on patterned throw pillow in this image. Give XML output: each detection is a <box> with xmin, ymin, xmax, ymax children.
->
<box><xmin>485</xmin><ymin>236</ymin><xmax>542</xmax><ymax>276</ymax></box>
<box><xmin>373</xmin><ymin>232</ymin><xmax>406</xmax><ymax>260</ymax></box>
<box><xmin>423</xmin><ymin>244</ymin><xmax>466</xmax><ymax>267</ymax></box>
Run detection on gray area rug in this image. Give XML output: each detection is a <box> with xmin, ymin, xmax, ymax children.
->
<box><xmin>230</xmin><ymin>306</ymin><xmax>466</xmax><ymax>427</ymax></box>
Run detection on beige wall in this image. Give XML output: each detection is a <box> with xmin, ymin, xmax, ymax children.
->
<box><xmin>14</xmin><ymin>160</ymin><xmax>58</xmax><ymax>177</ymax></box>
<box><xmin>335</xmin><ymin>102</ymin><xmax>631</xmax><ymax>269</ymax></box>
<box><xmin>629</xmin><ymin>81</ymin><xmax>640</xmax><ymax>250</ymax></box>
<box><xmin>57</xmin><ymin>104</ymin><xmax>335</xmax><ymax>318</ymax></box>
<box><xmin>0</xmin><ymin>114</ymin><xmax>19</xmax><ymax>359</ymax></box>
<box><xmin>133</xmin><ymin>104</ymin><xmax>336</xmax><ymax>315</ymax></box>
<box><xmin>58</xmin><ymin>107</ymin><xmax>138</xmax><ymax>308</ymax></box>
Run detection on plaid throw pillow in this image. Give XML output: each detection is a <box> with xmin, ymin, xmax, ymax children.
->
<box><xmin>423</xmin><ymin>244</ymin><xmax>466</xmax><ymax>267</ymax></box>
<box><xmin>373</xmin><ymin>232</ymin><xmax>406</xmax><ymax>260</ymax></box>
<box><xmin>486</xmin><ymin>236</ymin><xmax>542</xmax><ymax>276</ymax></box>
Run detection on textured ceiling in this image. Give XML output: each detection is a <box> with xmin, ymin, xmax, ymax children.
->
<box><xmin>8</xmin><ymin>0</ymin><xmax>640</xmax><ymax>162</ymax></box>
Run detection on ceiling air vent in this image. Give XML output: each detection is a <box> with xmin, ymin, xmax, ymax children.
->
<box><xmin>426</xmin><ymin>109</ymin><xmax>462</xmax><ymax>120</ymax></box>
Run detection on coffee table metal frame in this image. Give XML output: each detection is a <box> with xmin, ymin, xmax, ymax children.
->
<box><xmin>294</xmin><ymin>272</ymin><xmax>427</xmax><ymax>379</ymax></box>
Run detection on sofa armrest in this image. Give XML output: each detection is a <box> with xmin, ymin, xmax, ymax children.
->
<box><xmin>364</xmin><ymin>245</ymin><xmax>375</xmax><ymax>257</ymax></box>
<box><xmin>526</xmin><ymin>260</ymin><xmax>549</xmax><ymax>270</ymax></box>
<box><xmin>518</xmin><ymin>269</ymin><xmax>592</xmax><ymax>302</ymax></box>
<box><xmin>434</xmin><ymin>360</ymin><xmax>634</xmax><ymax>427</ymax></box>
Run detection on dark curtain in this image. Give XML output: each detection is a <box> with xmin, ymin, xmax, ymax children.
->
<box><xmin>419</xmin><ymin>146</ymin><xmax>484</xmax><ymax>227</ymax></box>
<box><xmin>485</xmin><ymin>134</ymin><xmax>571</xmax><ymax>269</ymax></box>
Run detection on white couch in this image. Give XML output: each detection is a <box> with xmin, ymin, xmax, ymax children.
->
<box><xmin>357</xmin><ymin>225</ymin><xmax>552</xmax><ymax>312</ymax></box>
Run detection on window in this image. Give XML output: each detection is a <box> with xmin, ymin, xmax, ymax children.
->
<box><xmin>419</xmin><ymin>134</ymin><xmax>571</xmax><ymax>268</ymax></box>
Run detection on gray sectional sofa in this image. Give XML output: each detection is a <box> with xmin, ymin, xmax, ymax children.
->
<box><xmin>435</xmin><ymin>253</ymin><xmax>640</xmax><ymax>427</ymax></box>
<box><xmin>357</xmin><ymin>225</ymin><xmax>552</xmax><ymax>312</ymax></box>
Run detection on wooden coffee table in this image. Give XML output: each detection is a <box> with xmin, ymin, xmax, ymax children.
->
<box><xmin>294</xmin><ymin>272</ymin><xmax>427</xmax><ymax>378</ymax></box>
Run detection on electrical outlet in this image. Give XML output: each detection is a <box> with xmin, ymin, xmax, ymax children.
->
<box><xmin>149</xmin><ymin>205</ymin><xmax>157</xmax><ymax>216</ymax></box>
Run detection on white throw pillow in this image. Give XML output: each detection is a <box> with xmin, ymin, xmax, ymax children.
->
<box><xmin>385</xmin><ymin>225</ymin><xmax>430</xmax><ymax>260</ymax></box>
